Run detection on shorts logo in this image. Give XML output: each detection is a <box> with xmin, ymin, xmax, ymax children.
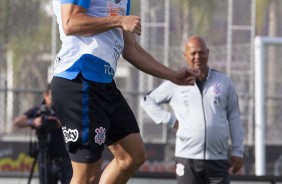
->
<box><xmin>176</xmin><ymin>163</ymin><xmax>185</xmax><ymax>176</ymax></box>
<box><xmin>62</xmin><ymin>126</ymin><xmax>79</xmax><ymax>143</ymax></box>
<box><xmin>94</xmin><ymin>127</ymin><xmax>106</xmax><ymax>145</ymax></box>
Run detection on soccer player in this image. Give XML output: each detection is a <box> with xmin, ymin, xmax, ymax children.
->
<box><xmin>51</xmin><ymin>1</ymin><xmax>198</xmax><ymax>184</ymax></box>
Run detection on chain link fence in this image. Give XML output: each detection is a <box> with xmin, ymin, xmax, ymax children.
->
<box><xmin>264</xmin><ymin>44</ymin><xmax>282</xmax><ymax>145</ymax></box>
<box><xmin>1</xmin><ymin>0</ymin><xmax>282</xmax><ymax>175</ymax></box>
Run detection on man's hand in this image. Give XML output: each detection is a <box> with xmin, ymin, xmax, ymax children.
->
<box><xmin>229</xmin><ymin>156</ymin><xmax>243</xmax><ymax>174</ymax></box>
<box><xmin>121</xmin><ymin>16</ymin><xmax>141</xmax><ymax>36</ymax></box>
<box><xmin>32</xmin><ymin>117</ymin><xmax>42</xmax><ymax>128</ymax></box>
<box><xmin>170</xmin><ymin>67</ymin><xmax>200</xmax><ymax>86</ymax></box>
<box><xmin>173</xmin><ymin>120</ymin><xmax>179</xmax><ymax>130</ymax></box>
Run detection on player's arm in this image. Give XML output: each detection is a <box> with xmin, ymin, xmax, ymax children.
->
<box><xmin>122</xmin><ymin>32</ymin><xmax>197</xmax><ymax>85</ymax></box>
<box><xmin>61</xmin><ymin>3</ymin><xmax>141</xmax><ymax>36</ymax></box>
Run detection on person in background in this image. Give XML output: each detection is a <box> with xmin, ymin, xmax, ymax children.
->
<box><xmin>13</xmin><ymin>84</ymin><xmax>72</xmax><ymax>184</ymax></box>
<box><xmin>51</xmin><ymin>0</ymin><xmax>198</xmax><ymax>184</ymax></box>
<box><xmin>141</xmin><ymin>36</ymin><xmax>244</xmax><ymax>184</ymax></box>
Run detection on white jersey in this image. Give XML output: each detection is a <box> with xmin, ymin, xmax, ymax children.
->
<box><xmin>141</xmin><ymin>68</ymin><xmax>244</xmax><ymax>160</ymax></box>
<box><xmin>52</xmin><ymin>0</ymin><xmax>131</xmax><ymax>83</ymax></box>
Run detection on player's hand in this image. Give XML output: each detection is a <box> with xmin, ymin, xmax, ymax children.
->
<box><xmin>32</xmin><ymin>117</ymin><xmax>42</xmax><ymax>128</ymax></box>
<box><xmin>121</xmin><ymin>15</ymin><xmax>141</xmax><ymax>36</ymax></box>
<box><xmin>170</xmin><ymin>67</ymin><xmax>200</xmax><ymax>86</ymax></box>
<box><xmin>229</xmin><ymin>156</ymin><xmax>243</xmax><ymax>174</ymax></box>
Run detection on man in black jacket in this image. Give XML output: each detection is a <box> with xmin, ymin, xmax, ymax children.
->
<box><xmin>13</xmin><ymin>84</ymin><xmax>72</xmax><ymax>184</ymax></box>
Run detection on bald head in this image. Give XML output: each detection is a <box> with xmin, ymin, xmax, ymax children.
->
<box><xmin>185</xmin><ymin>36</ymin><xmax>207</xmax><ymax>51</ymax></box>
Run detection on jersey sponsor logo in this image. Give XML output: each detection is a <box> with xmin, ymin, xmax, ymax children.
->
<box><xmin>104</xmin><ymin>65</ymin><xmax>115</xmax><ymax>76</ymax></box>
<box><xmin>113</xmin><ymin>40</ymin><xmax>122</xmax><ymax>62</ymax></box>
<box><xmin>107</xmin><ymin>0</ymin><xmax>124</xmax><ymax>16</ymax></box>
<box><xmin>62</xmin><ymin>126</ymin><xmax>79</xmax><ymax>143</ymax></box>
<box><xmin>110</xmin><ymin>7</ymin><xmax>120</xmax><ymax>16</ymax></box>
<box><xmin>176</xmin><ymin>163</ymin><xmax>185</xmax><ymax>176</ymax></box>
<box><xmin>210</xmin><ymin>82</ymin><xmax>223</xmax><ymax>95</ymax></box>
<box><xmin>94</xmin><ymin>127</ymin><xmax>106</xmax><ymax>145</ymax></box>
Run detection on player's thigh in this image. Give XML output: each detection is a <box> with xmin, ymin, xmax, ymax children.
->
<box><xmin>108</xmin><ymin>133</ymin><xmax>145</xmax><ymax>161</ymax></box>
<box><xmin>106</xmin><ymin>88</ymin><xmax>140</xmax><ymax>146</ymax></box>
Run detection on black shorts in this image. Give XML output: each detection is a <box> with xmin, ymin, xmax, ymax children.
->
<box><xmin>175</xmin><ymin>157</ymin><xmax>230</xmax><ymax>184</ymax></box>
<box><xmin>51</xmin><ymin>74</ymin><xmax>140</xmax><ymax>163</ymax></box>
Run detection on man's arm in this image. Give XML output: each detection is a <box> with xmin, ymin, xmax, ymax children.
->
<box><xmin>140</xmin><ymin>81</ymin><xmax>177</xmax><ymax>128</ymax></box>
<box><xmin>61</xmin><ymin>4</ymin><xmax>141</xmax><ymax>36</ymax></box>
<box><xmin>13</xmin><ymin>114</ymin><xmax>41</xmax><ymax>128</ymax></box>
<box><xmin>229</xmin><ymin>156</ymin><xmax>243</xmax><ymax>174</ymax></box>
<box><xmin>122</xmin><ymin>31</ymin><xmax>197</xmax><ymax>85</ymax></box>
<box><xmin>227</xmin><ymin>79</ymin><xmax>244</xmax><ymax>174</ymax></box>
<box><xmin>13</xmin><ymin>114</ymin><xmax>29</xmax><ymax>127</ymax></box>
<box><xmin>227</xmin><ymin>80</ymin><xmax>244</xmax><ymax>158</ymax></box>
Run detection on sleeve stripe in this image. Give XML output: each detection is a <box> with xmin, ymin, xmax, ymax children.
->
<box><xmin>126</xmin><ymin>0</ymin><xmax>131</xmax><ymax>15</ymax></box>
<box><xmin>61</xmin><ymin>0</ymin><xmax>91</xmax><ymax>9</ymax></box>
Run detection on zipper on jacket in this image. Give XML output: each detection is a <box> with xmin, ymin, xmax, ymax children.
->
<box><xmin>196</xmin><ymin>79</ymin><xmax>208</xmax><ymax>161</ymax></box>
<box><xmin>198</xmin><ymin>84</ymin><xmax>208</xmax><ymax>175</ymax></box>
<box><xmin>201</xmin><ymin>92</ymin><xmax>207</xmax><ymax>160</ymax></box>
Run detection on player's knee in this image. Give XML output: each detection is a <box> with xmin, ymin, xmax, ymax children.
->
<box><xmin>71</xmin><ymin>164</ymin><xmax>101</xmax><ymax>184</ymax></box>
<box><xmin>71</xmin><ymin>173</ymin><xmax>100</xmax><ymax>184</ymax></box>
<box><xmin>136</xmin><ymin>148</ymin><xmax>146</xmax><ymax>166</ymax></box>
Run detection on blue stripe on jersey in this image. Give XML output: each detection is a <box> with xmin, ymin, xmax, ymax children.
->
<box><xmin>126</xmin><ymin>0</ymin><xmax>131</xmax><ymax>15</ymax></box>
<box><xmin>61</xmin><ymin>0</ymin><xmax>91</xmax><ymax>9</ymax></box>
<box><xmin>54</xmin><ymin>54</ymin><xmax>114</xmax><ymax>83</ymax></box>
<box><xmin>82</xmin><ymin>80</ymin><xmax>89</xmax><ymax>144</ymax></box>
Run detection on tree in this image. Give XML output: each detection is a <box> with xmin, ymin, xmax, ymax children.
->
<box><xmin>177</xmin><ymin>0</ymin><xmax>215</xmax><ymax>45</ymax></box>
<box><xmin>0</xmin><ymin>0</ymin><xmax>53</xmax><ymax>88</ymax></box>
<box><xmin>266</xmin><ymin>0</ymin><xmax>279</xmax><ymax>129</ymax></box>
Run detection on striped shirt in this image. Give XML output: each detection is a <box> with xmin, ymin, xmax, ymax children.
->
<box><xmin>52</xmin><ymin>0</ymin><xmax>131</xmax><ymax>83</ymax></box>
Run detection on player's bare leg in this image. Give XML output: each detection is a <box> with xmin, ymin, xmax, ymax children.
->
<box><xmin>99</xmin><ymin>133</ymin><xmax>146</xmax><ymax>184</ymax></box>
<box><xmin>70</xmin><ymin>159</ymin><xmax>102</xmax><ymax>184</ymax></box>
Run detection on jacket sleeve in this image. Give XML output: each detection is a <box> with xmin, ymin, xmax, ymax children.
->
<box><xmin>140</xmin><ymin>81</ymin><xmax>176</xmax><ymax>128</ymax></box>
<box><xmin>227</xmin><ymin>79</ymin><xmax>244</xmax><ymax>158</ymax></box>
